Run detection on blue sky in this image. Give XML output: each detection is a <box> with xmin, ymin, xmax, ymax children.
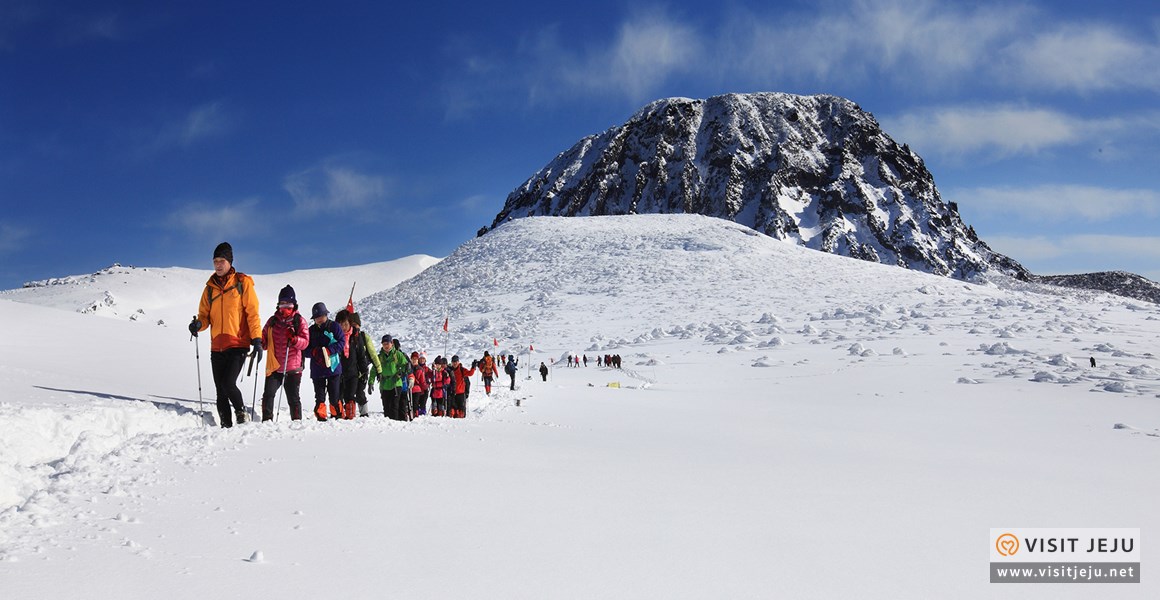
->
<box><xmin>2</xmin><ymin>0</ymin><xmax>1159</xmax><ymax>288</ymax></box>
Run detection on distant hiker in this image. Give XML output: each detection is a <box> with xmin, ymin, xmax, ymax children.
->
<box><xmin>430</xmin><ymin>356</ymin><xmax>450</xmax><ymax>416</ymax></box>
<box><xmin>539</xmin><ymin>362</ymin><xmax>549</xmax><ymax>382</ymax></box>
<box><xmin>448</xmin><ymin>355</ymin><xmax>476</xmax><ymax>418</ymax></box>
<box><xmin>597</xmin><ymin>356</ymin><xmax>602</xmax><ymax>367</ymax></box>
<box><xmin>505</xmin><ymin>354</ymin><xmax>519</xmax><ymax>390</ymax></box>
<box><xmin>307</xmin><ymin>302</ymin><xmax>345</xmax><ymax>421</ymax></box>
<box><xmin>582</xmin><ymin>354</ymin><xmax>588</xmax><ymax>367</ymax></box>
<box><xmin>259</xmin><ymin>285</ymin><xmax>310</xmax><ymax>421</ymax></box>
<box><xmin>334</xmin><ymin>309</ymin><xmax>364</xmax><ymax>420</ymax></box>
<box><xmin>1090</xmin><ymin>356</ymin><xmax>1097</xmax><ymax>368</ymax></box>
<box><xmin>478</xmin><ymin>351</ymin><xmax>498</xmax><ymax>395</ymax></box>
<box><xmin>189</xmin><ymin>242</ymin><xmax>262</xmax><ymax>428</ymax></box>
<box><xmin>370</xmin><ymin>334</ymin><xmax>409</xmax><ymax>420</ymax></box>
<box><xmin>409</xmin><ymin>352</ymin><xmax>432</xmax><ymax>417</ymax></box>
<box><xmin>350</xmin><ymin>313</ymin><xmax>380</xmax><ymax>417</ymax></box>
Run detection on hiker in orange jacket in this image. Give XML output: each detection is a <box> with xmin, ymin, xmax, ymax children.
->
<box><xmin>188</xmin><ymin>242</ymin><xmax>262</xmax><ymax>428</ymax></box>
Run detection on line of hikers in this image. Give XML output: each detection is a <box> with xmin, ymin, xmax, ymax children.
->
<box><xmin>188</xmin><ymin>242</ymin><xmax>520</xmax><ymax>427</ymax></box>
<box><xmin>564</xmin><ymin>354</ymin><xmax>622</xmax><ymax>368</ymax></box>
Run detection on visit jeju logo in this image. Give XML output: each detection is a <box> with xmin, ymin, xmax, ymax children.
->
<box><xmin>996</xmin><ymin>533</ymin><xmax>1020</xmax><ymax>557</ymax></box>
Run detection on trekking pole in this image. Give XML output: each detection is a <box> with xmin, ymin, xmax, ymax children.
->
<box><xmin>247</xmin><ymin>349</ymin><xmax>259</xmax><ymax>422</ymax></box>
<box><xmin>404</xmin><ymin>373</ymin><xmax>414</xmax><ymax>421</ymax></box>
<box><xmin>274</xmin><ymin>339</ymin><xmax>292</xmax><ymax>422</ymax></box>
<box><xmin>191</xmin><ymin>321</ymin><xmax>205</xmax><ymax>428</ymax></box>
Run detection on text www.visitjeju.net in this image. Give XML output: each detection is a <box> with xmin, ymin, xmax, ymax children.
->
<box><xmin>991</xmin><ymin>563</ymin><xmax>1139</xmax><ymax>583</ymax></box>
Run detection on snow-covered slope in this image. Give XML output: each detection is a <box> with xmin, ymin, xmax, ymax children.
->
<box><xmin>2</xmin><ymin>215</ymin><xmax>1158</xmax><ymax>599</ymax></box>
<box><xmin>1</xmin><ymin>256</ymin><xmax>440</xmax><ymax>328</ymax></box>
<box><xmin>486</xmin><ymin>92</ymin><xmax>1027</xmax><ymax>280</ymax></box>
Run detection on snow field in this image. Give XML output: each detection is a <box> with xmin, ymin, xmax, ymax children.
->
<box><xmin>1</xmin><ymin>214</ymin><xmax>1158</xmax><ymax>598</ymax></box>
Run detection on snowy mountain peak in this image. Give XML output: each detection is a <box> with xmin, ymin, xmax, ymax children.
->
<box><xmin>485</xmin><ymin>91</ymin><xmax>1028</xmax><ymax>281</ymax></box>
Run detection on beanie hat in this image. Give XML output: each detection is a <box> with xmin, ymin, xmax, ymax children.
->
<box><xmin>213</xmin><ymin>242</ymin><xmax>234</xmax><ymax>264</ymax></box>
<box><xmin>278</xmin><ymin>285</ymin><xmax>297</xmax><ymax>307</ymax></box>
<box><xmin>411</xmin><ymin>351</ymin><xmax>419</xmax><ymax>359</ymax></box>
<box><xmin>381</xmin><ymin>334</ymin><xmax>392</xmax><ymax>344</ymax></box>
<box><xmin>451</xmin><ymin>355</ymin><xmax>460</xmax><ymax>363</ymax></box>
<box><xmin>311</xmin><ymin>302</ymin><xmax>329</xmax><ymax>319</ymax></box>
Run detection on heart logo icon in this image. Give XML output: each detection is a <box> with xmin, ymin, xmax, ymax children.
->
<box><xmin>996</xmin><ymin>533</ymin><xmax>1020</xmax><ymax>557</ymax></box>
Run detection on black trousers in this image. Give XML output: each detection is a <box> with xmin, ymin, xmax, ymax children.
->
<box><xmin>261</xmin><ymin>370</ymin><xmax>303</xmax><ymax>421</ymax></box>
<box><xmin>382</xmin><ymin>387</ymin><xmax>405</xmax><ymax>420</ymax></box>
<box><xmin>509</xmin><ymin>373</ymin><xmax>516</xmax><ymax>390</ymax></box>
<box><xmin>412</xmin><ymin>390</ymin><xmax>429</xmax><ymax>415</ymax></box>
<box><xmin>340</xmin><ymin>374</ymin><xmax>359</xmax><ymax>403</ymax></box>
<box><xmin>210</xmin><ymin>348</ymin><xmax>248</xmax><ymax>427</ymax></box>
<box><xmin>313</xmin><ymin>376</ymin><xmax>341</xmax><ymax>417</ymax></box>
<box><xmin>357</xmin><ymin>372</ymin><xmax>370</xmax><ymax>406</ymax></box>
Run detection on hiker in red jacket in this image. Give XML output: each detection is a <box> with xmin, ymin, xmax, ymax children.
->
<box><xmin>447</xmin><ymin>355</ymin><xmax>476</xmax><ymax>418</ymax></box>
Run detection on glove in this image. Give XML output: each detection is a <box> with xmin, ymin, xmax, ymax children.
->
<box><xmin>250</xmin><ymin>338</ymin><xmax>263</xmax><ymax>363</ymax></box>
<box><xmin>188</xmin><ymin>318</ymin><xmax>202</xmax><ymax>336</ymax></box>
<box><xmin>472</xmin><ymin>359</ymin><xmax>479</xmax><ymax>368</ymax></box>
<box><xmin>367</xmin><ymin>381</ymin><xmax>375</xmax><ymax>395</ymax></box>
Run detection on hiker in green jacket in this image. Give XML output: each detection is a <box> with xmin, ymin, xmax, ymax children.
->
<box><xmin>369</xmin><ymin>334</ymin><xmax>410</xmax><ymax>420</ymax></box>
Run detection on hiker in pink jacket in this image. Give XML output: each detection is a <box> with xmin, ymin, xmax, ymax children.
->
<box><xmin>259</xmin><ymin>285</ymin><xmax>311</xmax><ymax>420</ymax></box>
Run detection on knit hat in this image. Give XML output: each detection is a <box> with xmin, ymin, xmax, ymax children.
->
<box><xmin>213</xmin><ymin>242</ymin><xmax>233</xmax><ymax>264</ymax></box>
<box><xmin>411</xmin><ymin>351</ymin><xmax>419</xmax><ymax>359</ymax></box>
<box><xmin>278</xmin><ymin>285</ymin><xmax>297</xmax><ymax>308</ymax></box>
<box><xmin>451</xmin><ymin>355</ymin><xmax>460</xmax><ymax>363</ymax></box>
<box><xmin>311</xmin><ymin>302</ymin><xmax>329</xmax><ymax>319</ymax></box>
<box><xmin>381</xmin><ymin>334</ymin><xmax>392</xmax><ymax>344</ymax></box>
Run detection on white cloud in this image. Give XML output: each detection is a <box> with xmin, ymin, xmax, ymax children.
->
<box><xmin>722</xmin><ymin>0</ymin><xmax>1025</xmax><ymax>89</ymax></box>
<box><xmin>178</xmin><ymin>102</ymin><xmax>230</xmax><ymax>146</ymax></box>
<box><xmin>986</xmin><ymin>233</ymin><xmax>1160</xmax><ymax>277</ymax></box>
<box><xmin>166</xmin><ymin>198</ymin><xmax>264</xmax><ymax>240</ymax></box>
<box><xmin>283</xmin><ymin>163</ymin><xmax>388</xmax><ymax>218</ymax></box>
<box><xmin>1004</xmin><ymin>23</ymin><xmax>1160</xmax><ymax>93</ymax></box>
<box><xmin>949</xmin><ymin>185</ymin><xmax>1160</xmax><ymax>222</ymax></box>
<box><xmin>447</xmin><ymin>1</ymin><xmax>1160</xmax><ymax>111</ymax></box>
<box><xmin>881</xmin><ymin>106</ymin><xmax>1160</xmax><ymax>159</ymax></box>
<box><xmin>883</xmin><ymin>106</ymin><xmax>1083</xmax><ymax>157</ymax></box>
<box><xmin>527</xmin><ymin>10</ymin><xmax>703</xmax><ymax>104</ymax></box>
<box><xmin>138</xmin><ymin>101</ymin><xmax>234</xmax><ymax>156</ymax></box>
<box><xmin>0</xmin><ymin>222</ymin><xmax>31</xmax><ymax>254</ymax></box>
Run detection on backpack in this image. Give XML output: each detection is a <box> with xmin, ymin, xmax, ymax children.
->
<box><xmin>353</xmin><ymin>330</ymin><xmax>372</xmax><ymax>370</ymax></box>
<box><xmin>505</xmin><ymin>359</ymin><xmax>517</xmax><ymax>375</ymax></box>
